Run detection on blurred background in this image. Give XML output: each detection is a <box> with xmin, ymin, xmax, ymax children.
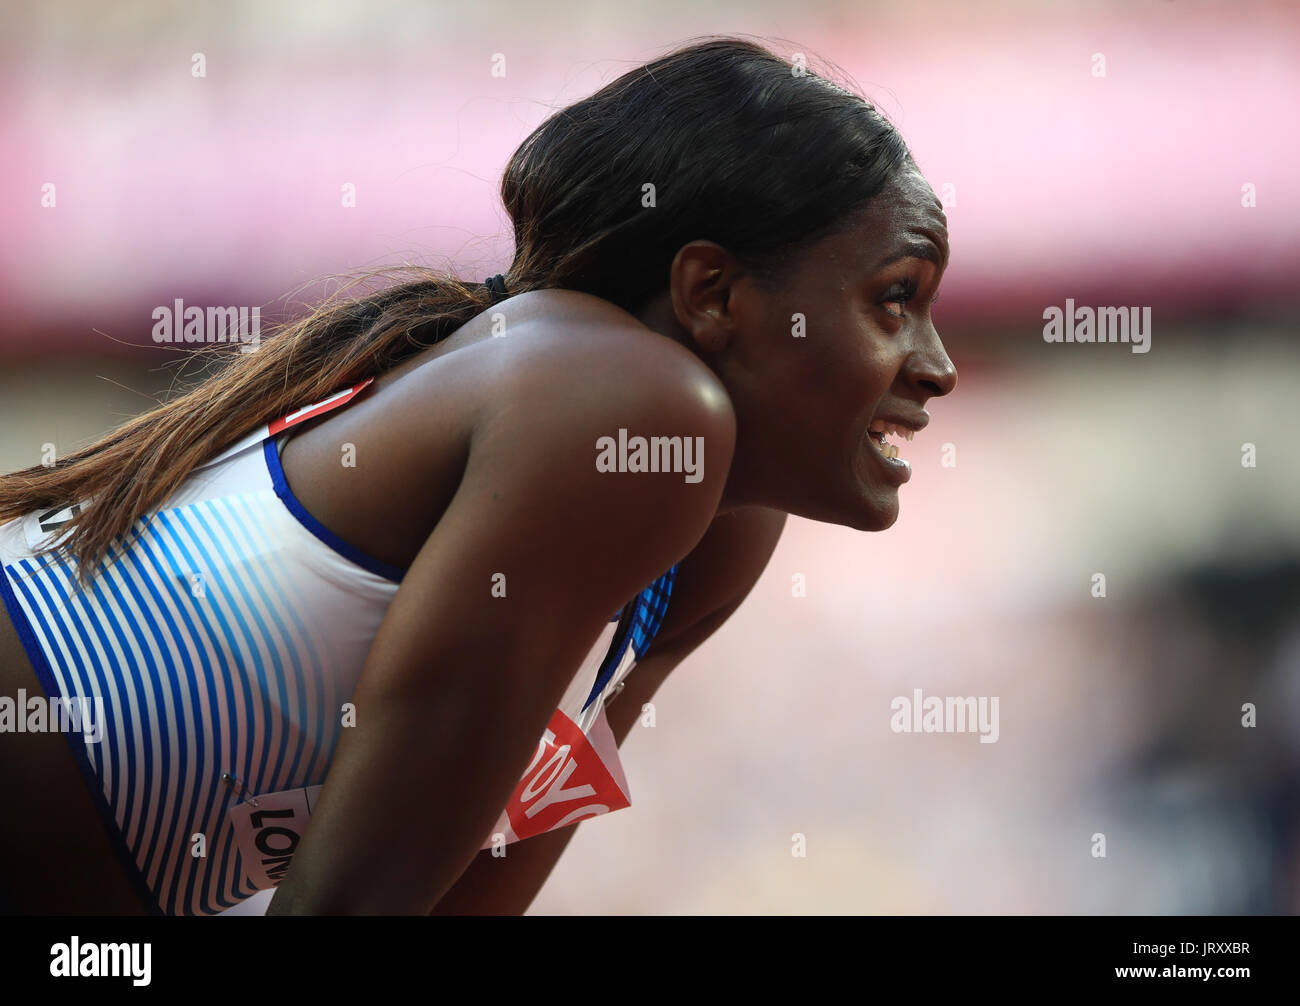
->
<box><xmin>2</xmin><ymin>0</ymin><xmax>1298</xmax><ymax>914</ymax></box>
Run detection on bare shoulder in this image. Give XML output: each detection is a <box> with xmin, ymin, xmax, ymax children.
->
<box><xmin>498</xmin><ymin>288</ymin><xmax>656</xmax><ymax>334</ymax></box>
<box><xmin>488</xmin><ymin>289</ymin><xmax>731</xmax><ymax>420</ymax></box>
<box><xmin>488</xmin><ymin>296</ymin><xmax>780</xmax><ymax>655</ymax></box>
<box><xmin>373</xmin><ymin>286</ymin><xmax>733</xmax><ymax>458</ymax></box>
<box><xmin>277</xmin><ymin>287</ymin><xmax>736</xmax><ymax>577</ymax></box>
<box><xmin>497</xmin><ymin>288</ymin><xmax>642</xmax><ymax>327</ymax></box>
<box><xmin>459</xmin><ymin>292</ymin><xmax>739</xmax><ymax>572</ymax></box>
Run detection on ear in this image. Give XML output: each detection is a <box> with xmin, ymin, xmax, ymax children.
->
<box><xmin>667</xmin><ymin>241</ymin><xmax>739</xmax><ymax>354</ymax></box>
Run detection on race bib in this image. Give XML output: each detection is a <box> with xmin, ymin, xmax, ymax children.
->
<box><xmin>228</xmin><ymin>785</ymin><xmax>322</xmax><ymax>890</ymax></box>
<box><xmin>491</xmin><ymin>705</ymin><xmax>630</xmax><ymax>846</ymax></box>
<box><xmin>227</xmin><ymin>705</ymin><xmax>631</xmax><ymax>890</ymax></box>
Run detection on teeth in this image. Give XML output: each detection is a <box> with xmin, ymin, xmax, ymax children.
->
<box><xmin>869</xmin><ymin>419</ymin><xmax>917</xmax><ymax>442</ymax></box>
<box><xmin>867</xmin><ymin>418</ymin><xmax>917</xmax><ymax>461</ymax></box>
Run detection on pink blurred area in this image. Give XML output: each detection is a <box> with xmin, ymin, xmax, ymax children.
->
<box><xmin>2</xmin><ymin>0</ymin><xmax>1298</xmax><ymax>353</ymax></box>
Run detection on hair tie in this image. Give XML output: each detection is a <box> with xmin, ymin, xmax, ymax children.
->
<box><xmin>484</xmin><ymin>274</ymin><xmax>508</xmax><ymax>304</ymax></box>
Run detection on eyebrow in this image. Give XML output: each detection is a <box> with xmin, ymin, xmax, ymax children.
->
<box><xmin>876</xmin><ymin>239</ymin><xmax>948</xmax><ymax>270</ymax></box>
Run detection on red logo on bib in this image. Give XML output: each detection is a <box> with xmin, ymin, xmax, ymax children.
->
<box><xmin>503</xmin><ymin>709</ymin><xmax>629</xmax><ymax>841</ymax></box>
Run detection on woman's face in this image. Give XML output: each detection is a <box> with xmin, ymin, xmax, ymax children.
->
<box><xmin>659</xmin><ymin>164</ymin><xmax>957</xmax><ymax>530</ymax></box>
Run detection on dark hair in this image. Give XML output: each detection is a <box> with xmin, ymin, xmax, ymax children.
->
<box><xmin>0</xmin><ymin>35</ymin><xmax>913</xmax><ymax>584</ymax></box>
<box><xmin>507</xmin><ymin>37</ymin><xmax>913</xmax><ymax>312</ymax></box>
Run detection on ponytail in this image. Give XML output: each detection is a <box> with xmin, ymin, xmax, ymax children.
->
<box><xmin>0</xmin><ymin>269</ymin><xmax>506</xmax><ymax>586</ymax></box>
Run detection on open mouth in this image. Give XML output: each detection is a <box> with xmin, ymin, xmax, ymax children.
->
<box><xmin>867</xmin><ymin>419</ymin><xmax>915</xmax><ymax>463</ymax></box>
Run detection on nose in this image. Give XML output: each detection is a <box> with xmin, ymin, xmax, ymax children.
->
<box><xmin>906</xmin><ymin>325</ymin><xmax>957</xmax><ymax>399</ymax></box>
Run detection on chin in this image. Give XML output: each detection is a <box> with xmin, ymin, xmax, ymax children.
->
<box><xmin>847</xmin><ymin>486</ymin><xmax>901</xmax><ymax>532</ymax></box>
<box><xmin>855</xmin><ymin>503</ymin><xmax>899</xmax><ymax>532</ymax></box>
<box><xmin>780</xmin><ymin>469</ymin><xmax>901</xmax><ymax>531</ymax></box>
<box><xmin>811</xmin><ymin>492</ymin><xmax>899</xmax><ymax>532</ymax></box>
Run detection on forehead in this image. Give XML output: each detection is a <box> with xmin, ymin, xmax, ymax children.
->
<box><xmin>825</xmin><ymin>166</ymin><xmax>950</xmax><ymax>272</ymax></box>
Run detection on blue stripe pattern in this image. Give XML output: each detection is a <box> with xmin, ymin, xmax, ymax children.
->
<box><xmin>2</xmin><ymin>494</ymin><xmax>338</xmax><ymax>916</ymax></box>
<box><xmin>3</xmin><ymin>495</ymin><xmax>681</xmax><ymax>914</ymax></box>
<box><xmin>582</xmin><ymin>563</ymin><xmax>678</xmax><ymax>712</ymax></box>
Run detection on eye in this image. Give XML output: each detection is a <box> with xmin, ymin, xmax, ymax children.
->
<box><xmin>880</xmin><ymin>279</ymin><xmax>918</xmax><ymax>318</ymax></box>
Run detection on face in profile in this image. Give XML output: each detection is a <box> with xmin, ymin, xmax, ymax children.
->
<box><xmin>712</xmin><ymin>164</ymin><xmax>957</xmax><ymax>530</ymax></box>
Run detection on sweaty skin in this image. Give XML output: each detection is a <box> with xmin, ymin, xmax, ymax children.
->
<box><xmin>0</xmin><ymin>165</ymin><xmax>955</xmax><ymax>914</ymax></box>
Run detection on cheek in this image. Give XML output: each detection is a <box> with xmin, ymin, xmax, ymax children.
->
<box><xmin>748</xmin><ymin>299</ymin><xmax>886</xmax><ymax>435</ymax></box>
<box><xmin>786</xmin><ymin>311</ymin><xmax>869</xmax><ymax>389</ymax></box>
<box><xmin>814</xmin><ymin>336</ymin><xmax>891</xmax><ymax>421</ymax></box>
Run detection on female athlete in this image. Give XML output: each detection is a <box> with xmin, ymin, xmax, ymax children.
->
<box><xmin>0</xmin><ymin>37</ymin><xmax>955</xmax><ymax>915</ymax></box>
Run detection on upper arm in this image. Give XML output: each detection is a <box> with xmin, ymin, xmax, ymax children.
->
<box><xmin>267</xmin><ymin>328</ymin><xmax>735</xmax><ymax>914</ymax></box>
